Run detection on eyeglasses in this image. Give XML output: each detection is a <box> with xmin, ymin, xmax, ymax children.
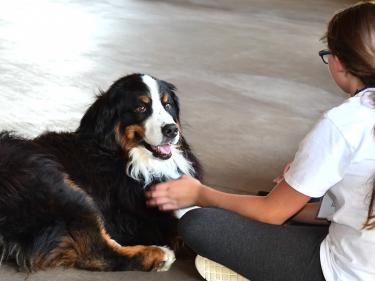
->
<box><xmin>319</xmin><ymin>49</ymin><xmax>331</xmax><ymax>64</ymax></box>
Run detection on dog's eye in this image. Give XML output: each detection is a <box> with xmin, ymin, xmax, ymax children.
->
<box><xmin>164</xmin><ymin>103</ymin><xmax>172</xmax><ymax>110</ymax></box>
<box><xmin>135</xmin><ymin>105</ymin><xmax>146</xmax><ymax>113</ymax></box>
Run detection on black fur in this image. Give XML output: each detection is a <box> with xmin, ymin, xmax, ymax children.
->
<box><xmin>0</xmin><ymin>74</ymin><xmax>201</xmax><ymax>271</ymax></box>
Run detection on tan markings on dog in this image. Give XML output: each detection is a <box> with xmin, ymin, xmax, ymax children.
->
<box><xmin>98</xmin><ymin>221</ymin><xmax>122</xmax><ymax>249</ymax></box>
<box><xmin>97</xmin><ymin>217</ymin><xmax>166</xmax><ymax>271</ymax></box>
<box><xmin>33</xmin><ymin>178</ymin><xmax>165</xmax><ymax>272</ymax></box>
<box><xmin>63</xmin><ymin>175</ymin><xmax>95</xmax><ymax>206</ymax></box>
<box><xmin>115</xmin><ymin>244</ymin><xmax>165</xmax><ymax>271</ymax></box>
<box><xmin>162</xmin><ymin>95</ymin><xmax>169</xmax><ymax>103</ymax></box>
<box><xmin>31</xmin><ymin>231</ymin><xmax>107</xmax><ymax>271</ymax></box>
<box><xmin>138</xmin><ymin>246</ymin><xmax>165</xmax><ymax>270</ymax></box>
<box><xmin>31</xmin><ymin>182</ymin><xmax>110</xmax><ymax>271</ymax></box>
<box><xmin>139</xmin><ymin>95</ymin><xmax>151</xmax><ymax>104</ymax></box>
<box><xmin>67</xmin><ymin>229</ymin><xmax>108</xmax><ymax>270</ymax></box>
<box><xmin>33</xmin><ymin>210</ymin><xmax>109</xmax><ymax>270</ymax></box>
<box><xmin>63</xmin><ymin>175</ymin><xmax>83</xmax><ymax>193</ymax></box>
<box><xmin>31</xmin><ymin>237</ymin><xmax>76</xmax><ymax>271</ymax></box>
<box><xmin>125</xmin><ymin>125</ymin><xmax>145</xmax><ymax>140</ymax></box>
<box><xmin>31</xmin><ymin>205</ymin><xmax>164</xmax><ymax>271</ymax></box>
<box><xmin>114</xmin><ymin>123</ymin><xmax>145</xmax><ymax>152</ymax></box>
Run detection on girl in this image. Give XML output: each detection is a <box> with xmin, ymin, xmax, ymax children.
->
<box><xmin>146</xmin><ymin>2</ymin><xmax>375</xmax><ymax>281</ymax></box>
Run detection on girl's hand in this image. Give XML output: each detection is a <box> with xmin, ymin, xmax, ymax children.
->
<box><xmin>145</xmin><ymin>175</ymin><xmax>203</xmax><ymax>211</ymax></box>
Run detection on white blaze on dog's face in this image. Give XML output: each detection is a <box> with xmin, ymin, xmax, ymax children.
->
<box><xmin>125</xmin><ymin>74</ymin><xmax>194</xmax><ymax>186</ymax></box>
<box><xmin>142</xmin><ymin>75</ymin><xmax>180</xmax><ymax>157</ymax></box>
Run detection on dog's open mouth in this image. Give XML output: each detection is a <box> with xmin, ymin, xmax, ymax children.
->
<box><xmin>143</xmin><ymin>142</ymin><xmax>172</xmax><ymax>160</ymax></box>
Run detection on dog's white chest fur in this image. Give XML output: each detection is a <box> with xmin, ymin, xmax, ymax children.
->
<box><xmin>126</xmin><ymin>145</ymin><xmax>198</xmax><ymax>219</ymax></box>
<box><xmin>126</xmin><ymin>145</ymin><xmax>194</xmax><ymax>186</ymax></box>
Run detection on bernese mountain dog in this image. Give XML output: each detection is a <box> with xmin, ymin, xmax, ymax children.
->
<box><xmin>0</xmin><ymin>73</ymin><xmax>201</xmax><ymax>272</ymax></box>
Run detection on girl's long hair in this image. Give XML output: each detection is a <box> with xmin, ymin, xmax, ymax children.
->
<box><xmin>323</xmin><ymin>1</ymin><xmax>375</xmax><ymax>229</ymax></box>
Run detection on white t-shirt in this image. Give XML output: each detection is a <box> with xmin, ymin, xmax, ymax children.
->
<box><xmin>284</xmin><ymin>88</ymin><xmax>375</xmax><ymax>281</ymax></box>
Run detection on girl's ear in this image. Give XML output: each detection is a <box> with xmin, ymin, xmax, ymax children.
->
<box><xmin>332</xmin><ymin>55</ymin><xmax>347</xmax><ymax>73</ymax></box>
<box><xmin>329</xmin><ymin>55</ymin><xmax>365</xmax><ymax>94</ymax></box>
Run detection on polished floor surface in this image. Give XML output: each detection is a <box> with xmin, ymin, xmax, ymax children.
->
<box><xmin>0</xmin><ymin>0</ymin><xmax>353</xmax><ymax>280</ymax></box>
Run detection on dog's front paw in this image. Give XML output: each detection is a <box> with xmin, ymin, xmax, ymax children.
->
<box><xmin>141</xmin><ymin>246</ymin><xmax>175</xmax><ymax>272</ymax></box>
<box><xmin>155</xmin><ymin>246</ymin><xmax>175</xmax><ymax>272</ymax></box>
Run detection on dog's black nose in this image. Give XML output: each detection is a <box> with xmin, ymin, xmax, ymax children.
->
<box><xmin>162</xmin><ymin>124</ymin><xmax>178</xmax><ymax>138</ymax></box>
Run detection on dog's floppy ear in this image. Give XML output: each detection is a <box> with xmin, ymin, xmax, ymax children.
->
<box><xmin>77</xmin><ymin>91</ymin><xmax>118</xmax><ymax>150</ymax></box>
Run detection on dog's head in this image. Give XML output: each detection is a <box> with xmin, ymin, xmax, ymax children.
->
<box><xmin>78</xmin><ymin>73</ymin><xmax>194</xmax><ymax>185</ymax></box>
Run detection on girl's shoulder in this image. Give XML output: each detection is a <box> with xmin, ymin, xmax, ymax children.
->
<box><xmin>323</xmin><ymin>93</ymin><xmax>375</xmax><ymax>149</ymax></box>
<box><xmin>325</xmin><ymin>93</ymin><xmax>374</xmax><ymax>126</ymax></box>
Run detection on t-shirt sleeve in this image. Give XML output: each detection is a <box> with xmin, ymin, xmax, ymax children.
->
<box><xmin>284</xmin><ymin>116</ymin><xmax>353</xmax><ymax>198</ymax></box>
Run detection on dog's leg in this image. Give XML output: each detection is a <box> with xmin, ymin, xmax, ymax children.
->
<box><xmin>28</xmin><ymin>214</ymin><xmax>175</xmax><ymax>272</ymax></box>
<box><xmin>0</xmin><ymin>148</ymin><xmax>175</xmax><ymax>272</ymax></box>
<box><xmin>0</xmin><ymin>190</ymin><xmax>175</xmax><ymax>272</ymax></box>
<box><xmin>26</xmin><ymin>178</ymin><xmax>175</xmax><ymax>272</ymax></box>
<box><xmin>98</xmin><ymin>229</ymin><xmax>176</xmax><ymax>272</ymax></box>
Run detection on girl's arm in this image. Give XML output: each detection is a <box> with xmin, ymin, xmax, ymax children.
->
<box><xmin>291</xmin><ymin>201</ymin><xmax>329</xmax><ymax>225</ymax></box>
<box><xmin>146</xmin><ymin>176</ymin><xmax>311</xmax><ymax>225</ymax></box>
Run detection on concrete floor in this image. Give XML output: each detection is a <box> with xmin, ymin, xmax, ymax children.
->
<box><xmin>0</xmin><ymin>0</ymin><xmax>354</xmax><ymax>280</ymax></box>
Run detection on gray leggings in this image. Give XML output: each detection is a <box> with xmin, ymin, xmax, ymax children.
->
<box><xmin>179</xmin><ymin>207</ymin><xmax>328</xmax><ymax>281</ymax></box>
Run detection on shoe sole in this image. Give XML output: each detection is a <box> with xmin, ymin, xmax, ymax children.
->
<box><xmin>195</xmin><ymin>255</ymin><xmax>250</xmax><ymax>281</ymax></box>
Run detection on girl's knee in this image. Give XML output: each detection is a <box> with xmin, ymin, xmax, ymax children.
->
<box><xmin>178</xmin><ymin>207</ymin><xmax>233</xmax><ymax>250</ymax></box>
<box><xmin>178</xmin><ymin>207</ymin><xmax>218</xmax><ymax>247</ymax></box>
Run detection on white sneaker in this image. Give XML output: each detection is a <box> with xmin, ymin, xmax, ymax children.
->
<box><xmin>195</xmin><ymin>255</ymin><xmax>250</xmax><ymax>281</ymax></box>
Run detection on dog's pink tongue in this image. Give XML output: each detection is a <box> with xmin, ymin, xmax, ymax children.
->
<box><xmin>159</xmin><ymin>144</ymin><xmax>171</xmax><ymax>155</ymax></box>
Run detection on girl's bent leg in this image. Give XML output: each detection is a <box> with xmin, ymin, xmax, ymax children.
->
<box><xmin>179</xmin><ymin>207</ymin><xmax>328</xmax><ymax>281</ymax></box>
